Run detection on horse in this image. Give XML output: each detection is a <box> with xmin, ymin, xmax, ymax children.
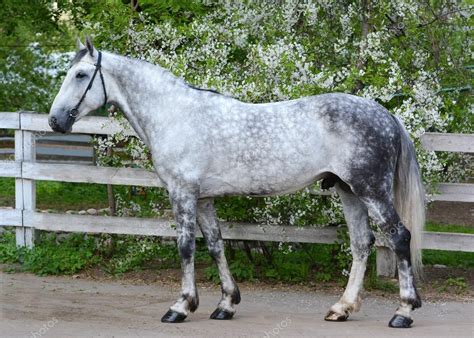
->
<box><xmin>49</xmin><ymin>37</ymin><xmax>425</xmax><ymax>328</ymax></box>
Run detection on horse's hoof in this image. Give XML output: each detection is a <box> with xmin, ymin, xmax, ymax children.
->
<box><xmin>388</xmin><ymin>314</ymin><xmax>413</xmax><ymax>328</ymax></box>
<box><xmin>324</xmin><ymin>310</ymin><xmax>348</xmax><ymax>322</ymax></box>
<box><xmin>161</xmin><ymin>309</ymin><xmax>187</xmax><ymax>323</ymax></box>
<box><xmin>210</xmin><ymin>308</ymin><xmax>234</xmax><ymax>320</ymax></box>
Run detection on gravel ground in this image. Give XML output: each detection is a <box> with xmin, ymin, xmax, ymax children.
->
<box><xmin>1</xmin><ymin>272</ymin><xmax>473</xmax><ymax>337</ymax></box>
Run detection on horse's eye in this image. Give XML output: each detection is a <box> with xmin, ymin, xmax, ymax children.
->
<box><xmin>76</xmin><ymin>72</ymin><xmax>87</xmax><ymax>79</ymax></box>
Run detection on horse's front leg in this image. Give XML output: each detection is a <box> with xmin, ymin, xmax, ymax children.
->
<box><xmin>197</xmin><ymin>198</ymin><xmax>240</xmax><ymax>320</ymax></box>
<box><xmin>161</xmin><ymin>188</ymin><xmax>199</xmax><ymax>323</ymax></box>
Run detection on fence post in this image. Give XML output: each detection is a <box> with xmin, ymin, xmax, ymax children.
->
<box><xmin>375</xmin><ymin>232</ymin><xmax>397</xmax><ymax>277</ymax></box>
<box><xmin>15</xmin><ymin>123</ymin><xmax>37</xmax><ymax>248</ymax></box>
<box><xmin>376</xmin><ymin>246</ymin><xmax>397</xmax><ymax>277</ymax></box>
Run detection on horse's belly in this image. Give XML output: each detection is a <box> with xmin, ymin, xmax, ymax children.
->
<box><xmin>199</xmin><ymin>160</ymin><xmax>328</xmax><ymax>197</ymax></box>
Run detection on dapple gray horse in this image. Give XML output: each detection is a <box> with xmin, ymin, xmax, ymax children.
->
<box><xmin>49</xmin><ymin>38</ymin><xmax>425</xmax><ymax>328</ymax></box>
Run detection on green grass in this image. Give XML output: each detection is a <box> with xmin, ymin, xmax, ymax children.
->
<box><xmin>0</xmin><ymin>231</ymin><xmax>99</xmax><ymax>275</ymax></box>
<box><xmin>0</xmin><ymin>229</ymin><xmax>351</xmax><ymax>282</ymax></box>
<box><xmin>0</xmin><ymin>178</ymin><xmax>14</xmax><ymax>206</ymax></box>
<box><xmin>425</xmin><ymin>221</ymin><xmax>474</xmax><ymax>234</ymax></box>
<box><xmin>0</xmin><ymin>227</ymin><xmax>472</xmax><ymax>292</ymax></box>
<box><xmin>0</xmin><ymin>177</ymin><xmax>109</xmax><ymax>210</ymax></box>
<box><xmin>435</xmin><ymin>277</ymin><xmax>468</xmax><ymax>294</ymax></box>
<box><xmin>423</xmin><ymin>249</ymin><xmax>474</xmax><ymax>268</ymax></box>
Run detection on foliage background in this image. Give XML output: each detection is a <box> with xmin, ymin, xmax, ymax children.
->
<box><xmin>83</xmin><ymin>0</ymin><xmax>473</xmax><ymax>226</ymax></box>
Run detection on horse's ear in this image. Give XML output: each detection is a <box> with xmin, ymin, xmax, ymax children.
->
<box><xmin>85</xmin><ymin>36</ymin><xmax>95</xmax><ymax>56</ymax></box>
<box><xmin>76</xmin><ymin>38</ymin><xmax>85</xmax><ymax>50</ymax></box>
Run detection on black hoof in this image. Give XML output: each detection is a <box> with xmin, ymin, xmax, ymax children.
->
<box><xmin>324</xmin><ymin>310</ymin><xmax>348</xmax><ymax>322</ymax></box>
<box><xmin>210</xmin><ymin>308</ymin><xmax>234</xmax><ymax>320</ymax></box>
<box><xmin>388</xmin><ymin>314</ymin><xmax>413</xmax><ymax>328</ymax></box>
<box><xmin>161</xmin><ymin>309</ymin><xmax>187</xmax><ymax>323</ymax></box>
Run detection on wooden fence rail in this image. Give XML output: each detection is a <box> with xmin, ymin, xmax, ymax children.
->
<box><xmin>1</xmin><ymin>112</ymin><xmax>473</xmax><ymax>277</ymax></box>
<box><xmin>1</xmin><ymin>134</ymin><xmax>94</xmax><ymax>164</ymax></box>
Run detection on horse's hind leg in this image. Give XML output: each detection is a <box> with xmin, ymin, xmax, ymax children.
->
<box><xmin>325</xmin><ymin>182</ymin><xmax>374</xmax><ymax>322</ymax></box>
<box><xmin>356</xmin><ymin>191</ymin><xmax>421</xmax><ymax>328</ymax></box>
<box><xmin>197</xmin><ymin>198</ymin><xmax>240</xmax><ymax>320</ymax></box>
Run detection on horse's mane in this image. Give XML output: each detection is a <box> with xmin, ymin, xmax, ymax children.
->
<box><xmin>186</xmin><ymin>84</ymin><xmax>221</xmax><ymax>95</ymax></box>
<box><xmin>71</xmin><ymin>48</ymin><xmax>223</xmax><ymax>96</ymax></box>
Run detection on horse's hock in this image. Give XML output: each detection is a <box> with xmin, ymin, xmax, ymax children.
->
<box><xmin>0</xmin><ymin>111</ymin><xmax>473</xmax><ymax>277</ymax></box>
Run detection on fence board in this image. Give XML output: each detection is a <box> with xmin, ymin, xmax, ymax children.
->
<box><xmin>0</xmin><ymin>112</ymin><xmax>19</xmax><ymax>129</ymax></box>
<box><xmin>430</xmin><ymin>194</ymin><xmax>474</xmax><ymax>203</ymax></box>
<box><xmin>0</xmin><ymin>209</ymin><xmax>22</xmax><ymax>226</ymax></box>
<box><xmin>24</xmin><ymin>211</ymin><xmax>341</xmax><ymax>243</ymax></box>
<box><xmin>0</xmin><ymin>161</ymin><xmax>21</xmax><ymax>178</ymax></box>
<box><xmin>18</xmin><ymin>211</ymin><xmax>474</xmax><ymax>251</ymax></box>
<box><xmin>22</xmin><ymin>162</ymin><xmax>163</xmax><ymax>187</ymax></box>
<box><xmin>423</xmin><ymin>232</ymin><xmax>474</xmax><ymax>252</ymax></box>
<box><xmin>438</xmin><ymin>183</ymin><xmax>474</xmax><ymax>195</ymax></box>
<box><xmin>25</xmin><ymin>211</ymin><xmax>176</xmax><ymax>237</ymax></box>
<box><xmin>430</xmin><ymin>183</ymin><xmax>474</xmax><ymax>202</ymax></box>
<box><xmin>421</xmin><ymin>133</ymin><xmax>474</xmax><ymax>153</ymax></box>
<box><xmin>19</xmin><ymin>113</ymin><xmax>135</xmax><ymax>136</ymax></box>
<box><xmin>220</xmin><ymin>222</ymin><xmax>339</xmax><ymax>243</ymax></box>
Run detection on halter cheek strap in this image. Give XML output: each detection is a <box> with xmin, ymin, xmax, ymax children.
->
<box><xmin>69</xmin><ymin>51</ymin><xmax>108</xmax><ymax>119</ymax></box>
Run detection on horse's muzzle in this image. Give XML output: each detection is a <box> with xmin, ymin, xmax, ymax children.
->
<box><xmin>48</xmin><ymin>115</ymin><xmax>73</xmax><ymax>134</ymax></box>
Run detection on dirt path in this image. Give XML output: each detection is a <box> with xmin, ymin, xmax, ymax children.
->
<box><xmin>1</xmin><ymin>272</ymin><xmax>473</xmax><ymax>337</ymax></box>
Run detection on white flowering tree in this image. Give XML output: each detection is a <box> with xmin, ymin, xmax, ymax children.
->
<box><xmin>78</xmin><ymin>1</ymin><xmax>471</xmax><ymax>226</ymax></box>
<box><xmin>17</xmin><ymin>0</ymin><xmax>467</xmax><ymax>227</ymax></box>
<box><xmin>0</xmin><ymin>1</ymin><xmax>74</xmax><ymax>113</ymax></box>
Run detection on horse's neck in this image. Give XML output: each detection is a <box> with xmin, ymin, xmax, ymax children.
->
<box><xmin>105</xmin><ymin>53</ymin><xmax>187</xmax><ymax>145</ymax></box>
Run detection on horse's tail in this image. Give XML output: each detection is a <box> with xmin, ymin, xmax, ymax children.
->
<box><xmin>393</xmin><ymin>116</ymin><xmax>425</xmax><ymax>280</ymax></box>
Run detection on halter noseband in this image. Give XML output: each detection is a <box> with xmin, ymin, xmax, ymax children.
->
<box><xmin>69</xmin><ymin>51</ymin><xmax>108</xmax><ymax>120</ymax></box>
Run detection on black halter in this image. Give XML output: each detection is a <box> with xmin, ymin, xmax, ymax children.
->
<box><xmin>69</xmin><ymin>51</ymin><xmax>108</xmax><ymax>120</ymax></box>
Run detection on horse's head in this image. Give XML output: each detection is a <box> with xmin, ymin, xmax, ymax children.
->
<box><xmin>49</xmin><ymin>37</ymin><xmax>107</xmax><ymax>133</ymax></box>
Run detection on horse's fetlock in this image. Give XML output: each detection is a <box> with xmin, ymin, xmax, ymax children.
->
<box><xmin>230</xmin><ymin>285</ymin><xmax>241</xmax><ymax>305</ymax></box>
<box><xmin>352</xmin><ymin>297</ymin><xmax>362</xmax><ymax>312</ymax></box>
<box><xmin>182</xmin><ymin>292</ymin><xmax>199</xmax><ymax>313</ymax></box>
<box><xmin>404</xmin><ymin>293</ymin><xmax>422</xmax><ymax>310</ymax></box>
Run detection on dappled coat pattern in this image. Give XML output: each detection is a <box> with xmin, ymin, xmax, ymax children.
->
<box><xmin>49</xmin><ymin>39</ymin><xmax>425</xmax><ymax>328</ymax></box>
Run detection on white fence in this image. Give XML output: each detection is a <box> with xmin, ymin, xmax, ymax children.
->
<box><xmin>0</xmin><ymin>134</ymin><xmax>94</xmax><ymax>164</ymax></box>
<box><xmin>1</xmin><ymin>111</ymin><xmax>473</xmax><ymax>277</ymax></box>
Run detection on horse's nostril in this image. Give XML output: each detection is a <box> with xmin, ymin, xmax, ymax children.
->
<box><xmin>49</xmin><ymin>116</ymin><xmax>58</xmax><ymax>128</ymax></box>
